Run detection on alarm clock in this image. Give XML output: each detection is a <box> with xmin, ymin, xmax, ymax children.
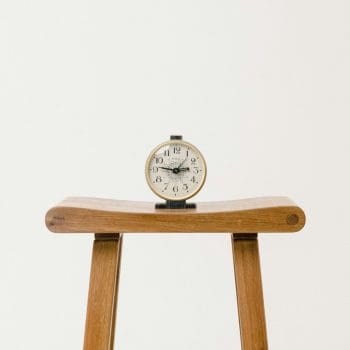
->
<box><xmin>145</xmin><ymin>135</ymin><xmax>207</xmax><ymax>208</ymax></box>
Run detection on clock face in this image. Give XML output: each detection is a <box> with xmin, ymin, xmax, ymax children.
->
<box><xmin>145</xmin><ymin>140</ymin><xmax>207</xmax><ymax>201</ymax></box>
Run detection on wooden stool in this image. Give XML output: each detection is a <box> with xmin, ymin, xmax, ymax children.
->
<box><xmin>45</xmin><ymin>196</ymin><xmax>305</xmax><ymax>350</ymax></box>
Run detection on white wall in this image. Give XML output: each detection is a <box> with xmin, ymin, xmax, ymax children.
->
<box><xmin>1</xmin><ymin>0</ymin><xmax>349</xmax><ymax>348</ymax></box>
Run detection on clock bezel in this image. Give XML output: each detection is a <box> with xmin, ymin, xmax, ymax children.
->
<box><xmin>145</xmin><ymin>139</ymin><xmax>207</xmax><ymax>201</ymax></box>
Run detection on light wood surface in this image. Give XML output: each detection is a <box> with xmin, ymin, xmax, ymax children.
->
<box><xmin>83</xmin><ymin>234</ymin><xmax>123</xmax><ymax>350</ymax></box>
<box><xmin>232</xmin><ymin>234</ymin><xmax>268</xmax><ymax>350</ymax></box>
<box><xmin>45</xmin><ymin>196</ymin><xmax>305</xmax><ymax>233</ymax></box>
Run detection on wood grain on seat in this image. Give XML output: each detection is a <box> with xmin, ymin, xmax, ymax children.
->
<box><xmin>45</xmin><ymin>196</ymin><xmax>305</xmax><ymax>234</ymax></box>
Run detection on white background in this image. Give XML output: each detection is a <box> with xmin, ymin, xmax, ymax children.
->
<box><xmin>1</xmin><ymin>0</ymin><xmax>350</xmax><ymax>349</ymax></box>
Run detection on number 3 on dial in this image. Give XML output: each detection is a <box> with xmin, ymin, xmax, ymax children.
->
<box><xmin>145</xmin><ymin>139</ymin><xmax>207</xmax><ymax>201</ymax></box>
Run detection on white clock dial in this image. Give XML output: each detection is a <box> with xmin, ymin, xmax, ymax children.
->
<box><xmin>145</xmin><ymin>140</ymin><xmax>207</xmax><ymax>201</ymax></box>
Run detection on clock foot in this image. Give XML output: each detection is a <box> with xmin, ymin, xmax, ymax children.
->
<box><xmin>155</xmin><ymin>200</ymin><xmax>196</xmax><ymax>209</ymax></box>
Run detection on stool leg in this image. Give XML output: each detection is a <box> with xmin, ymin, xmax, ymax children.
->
<box><xmin>83</xmin><ymin>233</ymin><xmax>123</xmax><ymax>350</ymax></box>
<box><xmin>231</xmin><ymin>234</ymin><xmax>268</xmax><ymax>350</ymax></box>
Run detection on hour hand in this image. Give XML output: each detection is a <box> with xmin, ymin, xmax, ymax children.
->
<box><xmin>178</xmin><ymin>167</ymin><xmax>190</xmax><ymax>172</ymax></box>
<box><xmin>158</xmin><ymin>166</ymin><xmax>173</xmax><ymax>171</ymax></box>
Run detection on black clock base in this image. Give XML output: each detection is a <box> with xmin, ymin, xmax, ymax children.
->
<box><xmin>155</xmin><ymin>200</ymin><xmax>196</xmax><ymax>209</ymax></box>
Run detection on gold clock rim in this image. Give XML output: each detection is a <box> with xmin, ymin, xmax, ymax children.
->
<box><xmin>145</xmin><ymin>139</ymin><xmax>207</xmax><ymax>202</ymax></box>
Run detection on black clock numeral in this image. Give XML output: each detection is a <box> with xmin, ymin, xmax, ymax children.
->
<box><xmin>156</xmin><ymin>176</ymin><xmax>162</xmax><ymax>182</ymax></box>
<box><xmin>156</xmin><ymin>157</ymin><xmax>164</xmax><ymax>164</ymax></box>
<box><xmin>193</xmin><ymin>167</ymin><xmax>199</xmax><ymax>174</ymax></box>
<box><xmin>163</xmin><ymin>183</ymin><xmax>169</xmax><ymax>191</ymax></box>
<box><xmin>164</xmin><ymin>149</ymin><xmax>170</xmax><ymax>156</ymax></box>
<box><xmin>183</xmin><ymin>184</ymin><xmax>188</xmax><ymax>190</ymax></box>
<box><xmin>152</xmin><ymin>166</ymin><xmax>158</xmax><ymax>173</ymax></box>
<box><xmin>173</xmin><ymin>185</ymin><xmax>179</xmax><ymax>192</ymax></box>
<box><xmin>190</xmin><ymin>176</ymin><xmax>196</xmax><ymax>183</ymax></box>
<box><xmin>173</xmin><ymin>146</ymin><xmax>181</xmax><ymax>154</ymax></box>
<box><xmin>186</xmin><ymin>150</ymin><xmax>189</xmax><ymax>156</ymax></box>
<box><xmin>191</xmin><ymin>157</ymin><xmax>196</xmax><ymax>163</ymax></box>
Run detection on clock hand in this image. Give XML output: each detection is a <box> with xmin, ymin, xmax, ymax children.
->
<box><xmin>158</xmin><ymin>166</ymin><xmax>174</xmax><ymax>171</ymax></box>
<box><xmin>170</xmin><ymin>157</ymin><xmax>188</xmax><ymax>174</ymax></box>
<box><xmin>177</xmin><ymin>157</ymin><xmax>187</xmax><ymax>169</ymax></box>
<box><xmin>158</xmin><ymin>165</ymin><xmax>189</xmax><ymax>173</ymax></box>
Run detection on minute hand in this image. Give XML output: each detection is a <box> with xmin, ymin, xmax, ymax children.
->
<box><xmin>158</xmin><ymin>166</ymin><xmax>174</xmax><ymax>171</ymax></box>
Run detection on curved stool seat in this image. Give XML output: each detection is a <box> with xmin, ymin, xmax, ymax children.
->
<box><xmin>46</xmin><ymin>196</ymin><xmax>305</xmax><ymax>234</ymax></box>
